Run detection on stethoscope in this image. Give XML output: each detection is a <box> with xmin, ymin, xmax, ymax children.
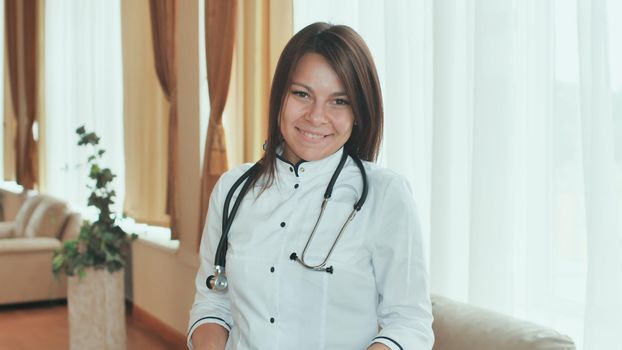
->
<box><xmin>207</xmin><ymin>150</ymin><xmax>368</xmax><ymax>292</ymax></box>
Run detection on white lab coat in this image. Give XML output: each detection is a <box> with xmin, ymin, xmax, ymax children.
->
<box><xmin>188</xmin><ymin>148</ymin><xmax>434</xmax><ymax>350</ymax></box>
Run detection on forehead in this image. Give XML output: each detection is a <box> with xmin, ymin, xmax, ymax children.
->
<box><xmin>290</xmin><ymin>53</ymin><xmax>344</xmax><ymax>90</ymax></box>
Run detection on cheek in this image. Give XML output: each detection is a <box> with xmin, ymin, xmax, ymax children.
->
<box><xmin>280</xmin><ymin>100</ymin><xmax>299</xmax><ymax>127</ymax></box>
<box><xmin>334</xmin><ymin>114</ymin><xmax>355</xmax><ymax>136</ymax></box>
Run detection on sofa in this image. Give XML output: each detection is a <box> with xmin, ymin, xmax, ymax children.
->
<box><xmin>431</xmin><ymin>295</ymin><xmax>576</xmax><ymax>350</ymax></box>
<box><xmin>0</xmin><ymin>188</ymin><xmax>81</xmax><ymax>305</ymax></box>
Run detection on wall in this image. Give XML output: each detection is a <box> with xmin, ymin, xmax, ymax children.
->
<box><xmin>132</xmin><ymin>241</ymin><xmax>198</xmax><ymax>334</ymax></box>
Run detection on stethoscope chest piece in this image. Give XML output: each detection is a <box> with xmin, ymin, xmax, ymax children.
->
<box><xmin>207</xmin><ymin>265</ymin><xmax>228</xmax><ymax>291</ymax></box>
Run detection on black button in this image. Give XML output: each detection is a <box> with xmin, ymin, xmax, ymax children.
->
<box><xmin>270</xmin><ymin>317</ymin><xmax>275</xmax><ymax>323</ymax></box>
<box><xmin>280</xmin><ymin>222</ymin><xmax>286</xmax><ymax>227</ymax></box>
<box><xmin>289</xmin><ymin>167</ymin><xmax>293</xmax><ymax>172</ymax></box>
<box><xmin>270</xmin><ymin>266</ymin><xmax>275</xmax><ymax>273</ymax></box>
<box><xmin>294</xmin><ymin>184</ymin><xmax>299</xmax><ymax>189</ymax></box>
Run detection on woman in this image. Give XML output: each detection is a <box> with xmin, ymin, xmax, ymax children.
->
<box><xmin>188</xmin><ymin>22</ymin><xmax>434</xmax><ymax>350</ymax></box>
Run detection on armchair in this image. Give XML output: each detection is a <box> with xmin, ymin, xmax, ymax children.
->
<box><xmin>431</xmin><ymin>295</ymin><xmax>576</xmax><ymax>350</ymax></box>
<box><xmin>0</xmin><ymin>188</ymin><xmax>81</xmax><ymax>305</ymax></box>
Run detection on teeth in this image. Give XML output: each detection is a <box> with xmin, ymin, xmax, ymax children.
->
<box><xmin>300</xmin><ymin>130</ymin><xmax>324</xmax><ymax>139</ymax></box>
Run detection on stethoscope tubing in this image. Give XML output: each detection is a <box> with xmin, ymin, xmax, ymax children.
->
<box><xmin>208</xmin><ymin>150</ymin><xmax>367</xmax><ymax>290</ymax></box>
<box><xmin>216</xmin><ymin>163</ymin><xmax>261</xmax><ymax>267</ymax></box>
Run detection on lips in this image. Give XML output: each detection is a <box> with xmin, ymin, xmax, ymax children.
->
<box><xmin>296</xmin><ymin>127</ymin><xmax>332</xmax><ymax>141</ymax></box>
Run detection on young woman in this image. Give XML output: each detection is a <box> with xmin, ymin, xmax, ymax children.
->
<box><xmin>188</xmin><ymin>22</ymin><xmax>434</xmax><ymax>350</ymax></box>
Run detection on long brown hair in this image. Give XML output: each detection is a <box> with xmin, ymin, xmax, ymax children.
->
<box><xmin>256</xmin><ymin>22</ymin><xmax>383</xmax><ymax>188</ymax></box>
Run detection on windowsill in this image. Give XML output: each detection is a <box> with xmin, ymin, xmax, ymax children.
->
<box><xmin>0</xmin><ymin>181</ymin><xmax>25</xmax><ymax>193</ymax></box>
<box><xmin>0</xmin><ymin>181</ymin><xmax>180</xmax><ymax>251</ymax></box>
<box><xmin>119</xmin><ymin>218</ymin><xmax>179</xmax><ymax>251</ymax></box>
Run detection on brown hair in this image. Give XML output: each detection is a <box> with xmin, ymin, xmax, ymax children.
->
<box><xmin>256</xmin><ymin>22</ymin><xmax>383</xmax><ymax>188</ymax></box>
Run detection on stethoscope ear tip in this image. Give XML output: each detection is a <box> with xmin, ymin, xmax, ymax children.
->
<box><xmin>289</xmin><ymin>252</ymin><xmax>298</xmax><ymax>261</ymax></box>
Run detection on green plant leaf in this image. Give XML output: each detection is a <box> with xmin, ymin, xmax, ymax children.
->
<box><xmin>53</xmin><ymin>127</ymin><xmax>137</xmax><ymax>278</ymax></box>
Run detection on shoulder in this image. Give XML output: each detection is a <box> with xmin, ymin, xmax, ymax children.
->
<box><xmin>218</xmin><ymin>163</ymin><xmax>255</xmax><ymax>182</ymax></box>
<box><xmin>356</xmin><ymin>160</ymin><xmax>418</xmax><ymax>213</ymax></box>
<box><xmin>211</xmin><ymin>163</ymin><xmax>255</xmax><ymax>200</ymax></box>
<box><xmin>361</xmin><ymin>161</ymin><xmax>412</xmax><ymax>194</ymax></box>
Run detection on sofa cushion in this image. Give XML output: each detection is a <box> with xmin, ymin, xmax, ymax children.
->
<box><xmin>13</xmin><ymin>195</ymin><xmax>45</xmax><ymax>237</ymax></box>
<box><xmin>431</xmin><ymin>295</ymin><xmax>576</xmax><ymax>350</ymax></box>
<box><xmin>0</xmin><ymin>222</ymin><xmax>15</xmax><ymax>238</ymax></box>
<box><xmin>60</xmin><ymin>213</ymin><xmax>82</xmax><ymax>241</ymax></box>
<box><xmin>23</xmin><ymin>196</ymin><xmax>68</xmax><ymax>239</ymax></box>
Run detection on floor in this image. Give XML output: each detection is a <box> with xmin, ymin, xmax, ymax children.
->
<box><xmin>0</xmin><ymin>301</ymin><xmax>186</xmax><ymax>350</ymax></box>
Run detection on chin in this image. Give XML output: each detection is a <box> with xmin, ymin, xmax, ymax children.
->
<box><xmin>298</xmin><ymin>148</ymin><xmax>335</xmax><ymax>162</ymax></box>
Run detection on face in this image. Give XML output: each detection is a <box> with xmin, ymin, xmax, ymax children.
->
<box><xmin>280</xmin><ymin>53</ymin><xmax>354</xmax><ymax>164</ymax></box>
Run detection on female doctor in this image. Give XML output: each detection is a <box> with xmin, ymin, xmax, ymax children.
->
<box><xmin>188</xmin><ymin>22</ymin><xmax>434</xmax><ymax>350</ymax></box>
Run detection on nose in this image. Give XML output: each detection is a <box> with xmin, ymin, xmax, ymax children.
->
<box><xmin>305</xmin><ymin>101</ymin><xmax>327</xmax><ymax>125</ymax></box>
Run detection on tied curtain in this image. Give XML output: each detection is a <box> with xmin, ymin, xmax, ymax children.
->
<box><xmin>204</xmin><ymin>0</ymin><xmax>293</xmax><ymax>177</ymax></box>
<box><xmin>149</xmin><ymin>0</ymin><xmax>179</xmax><ymax>239</ymax></box>
<box><xmin>196</xmin><ymin>0</ymin><xmax>292</xmax><ymax>246</ymax></box>
<box><xmin>199</xmin><ymin>0</ymin><xmax>238</xmax><ymax>233</ymax></box>
<box><xmin>5</xmin><ymin>0</ymin><xmax>38</xmax><ymax>189</ymax></box>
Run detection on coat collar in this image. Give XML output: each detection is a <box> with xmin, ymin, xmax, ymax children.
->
<box><xmin>275</xmin><ymin>146</ymin><xmax>345</xmax><ymax>179</ymax></box>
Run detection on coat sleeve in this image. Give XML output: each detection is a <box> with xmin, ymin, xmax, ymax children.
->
<box><xmin>368</xmin><ymin>175</ymin><xmax>435</xmax><ymax>350</ymax></box>
<box><xmin>187</xmin><ymin>174</ymin><xmax>234</xmax><ymax>350</ymax></box>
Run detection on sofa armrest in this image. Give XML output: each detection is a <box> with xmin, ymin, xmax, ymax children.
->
<box><xmin>431</xmin><ymin>295</ymin><xmax>576</xmax><ymax>350</ymax></box>
<box><xmin>0</xmin><ymin>236</ymin><xmax>66</xmax><ymax>305</ymax></box>
<box><xmin>0</xmin><ymin>237</ymin><xmax>62</xmax><ymax>253</ymax></box>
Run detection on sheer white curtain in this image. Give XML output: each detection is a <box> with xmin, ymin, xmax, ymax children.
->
<box><xmin>293</xmin><ymin>1</ymin><xmax>622</xmax><ymax>349</ymax></box>
<box><xmin>45</xmin><ymin>0</ymin><xmax>125</xmax><ymax>217</ymax></box>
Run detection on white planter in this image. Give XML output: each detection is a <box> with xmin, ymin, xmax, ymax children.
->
<box><xmin>68</xmin><ymin>268</ymin><xmax>126</xmax><ymax>350</ymax></box>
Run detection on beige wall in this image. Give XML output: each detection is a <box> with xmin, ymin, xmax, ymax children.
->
<box><xmin>132</xmin><ymin>240</ymin><xmax>198</xmax><ymax>334</ymax></box>
<box><xmin>131</xmin><ymin>0</ymin><xmax>202</xmax><ymax>335</ymax></box>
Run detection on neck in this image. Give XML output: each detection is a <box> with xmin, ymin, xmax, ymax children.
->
<box><xmin>282</xmin><ymin>144</ymin><xmax>302</xmax><ymax>164</ymax></box>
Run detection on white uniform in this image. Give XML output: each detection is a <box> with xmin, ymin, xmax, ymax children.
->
<box><xmin>188</xmin><ymin>148</ymin><xmax>434</xmax><ymax>350</ymax></box>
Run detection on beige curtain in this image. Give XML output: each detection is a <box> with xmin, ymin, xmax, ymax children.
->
<box><xmin>3</xmin><ymin>49</ymin><xmax>16</xmax><ymax>181</ymax></box>
<box><xmin>5</xmin><ymin>0</ymin><xmax>39</xmax><ymax>190</ymax></box>
<box><xmin>199</xmin><ymin>0</ymin><xmax>238</xmax><ymax>232</ymax></box>
<box><xmin>35</xmin><ymin>0</ymin><xmax>45</xmax><ymax>192</ymax></box>
<box><xmin>122</xmin><ymin>0</ymin><xmax>170</xmax><ymax>227</ymax></box>
<box><xmin>149</xmin><ymin>0</ymin><xmax>179</xmax><ymax>238</ymax></box>
<box><xmin>198</xmin><ymin>0</ymin><xmax>292</xmax><ymax>239</ymax></box>
<box><xmin>225</xmin><ymin>0</ymin><xmax>293</xmax><ymax>166</ymax></box>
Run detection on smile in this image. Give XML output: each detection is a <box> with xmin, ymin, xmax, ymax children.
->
<box><xmin>296</xmin><ymin>127</ymin><xmax>331</xmax><ymax>140</ymax></box>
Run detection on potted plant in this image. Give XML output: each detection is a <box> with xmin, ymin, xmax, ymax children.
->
<box><xmin>52</xmin><ymin>126</ymin><xmax>137</xmax><ymax>350</ymax></box>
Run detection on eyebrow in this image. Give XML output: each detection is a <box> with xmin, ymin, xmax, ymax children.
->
<box><xmin>290</xmin><ymin>82</ymin><xmax>348</xmax><ymax>97</ymax></box>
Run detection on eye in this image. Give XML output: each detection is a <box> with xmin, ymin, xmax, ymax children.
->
<box><xmin>291</xmin><ymin>90</ymin><xmax>310</xmax><ymax>99</ymax></box>
<box><xmin>334</xmin><ymin>98</ymin><xmax>350</xmax><ymax>106</ymax></box>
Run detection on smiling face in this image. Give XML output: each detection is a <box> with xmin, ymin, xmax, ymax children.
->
<box><xmin>279</xmin><ymin>53</ymin><xmax>355</xmax><ymax>164</ymax></box>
